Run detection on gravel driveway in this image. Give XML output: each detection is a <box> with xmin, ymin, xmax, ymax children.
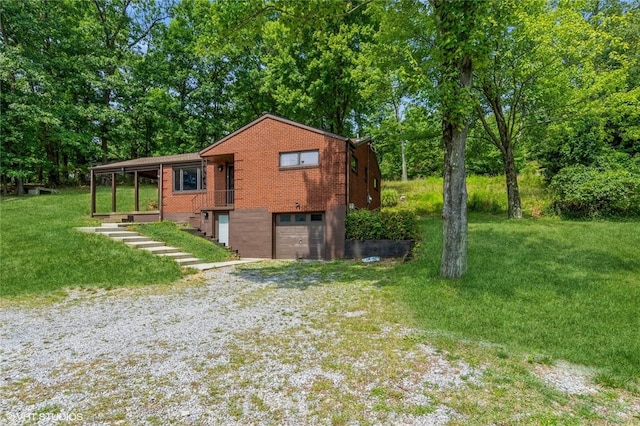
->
<box><xmin>1</xmin><ymin>262</ymin><xmax>638</xmax><ymax>425</ymax></box>
<box><xmin>1</xmin><ymin>264</ymin><xmax>468</xmax><ymax>425</ymax></box>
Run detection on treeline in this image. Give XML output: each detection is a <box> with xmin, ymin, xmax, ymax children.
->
<box><xmin>2</xmin><ymin>0</ymin><xmax>639</xmax><ymax>208</ymax></box>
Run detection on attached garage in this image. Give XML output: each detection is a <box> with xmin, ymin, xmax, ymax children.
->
<box><xmin>275</xmin><ymin>213</ymin><xmax>325</xmax><ymax>259</ymax></box>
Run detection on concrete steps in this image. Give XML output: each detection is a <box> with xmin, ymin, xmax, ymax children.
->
<box><xmin>75</xmin><ymin>223</ymin><xmax>216</xmax><ymax>270</ymax></box>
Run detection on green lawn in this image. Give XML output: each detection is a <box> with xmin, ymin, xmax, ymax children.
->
<box><xmin>0</xmin><ymin>186</ymin><xmax>230</xmax><ymax>297</ymax></box>
<box><xmin>1</xmin><ymin>182</ymin><xmax>638</xmax><ymax>392</ymax></box>
<box><xmin>131</xmin><ymin>221</ymin><xmax>233</xmax><ymax>263</ymax></box>
<box><xmin>394</xmin><ymin>215</ymin><xmax>640</xmax><ymax>391</ymax></box>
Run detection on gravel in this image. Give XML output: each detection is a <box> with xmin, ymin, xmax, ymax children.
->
<box><xmin>1</xmin><ymin>266</ymin><xmax>468</xmax><ymax>425</ymax></box>
<box><xmin>0</xmin><ymin>264</ymin><xmax>628</xmax><ymax>425</ymax></box>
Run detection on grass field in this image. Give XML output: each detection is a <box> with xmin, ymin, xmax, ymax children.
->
<box><xmin>394</xmin><ymin>216</ymin><xmax>640</xmax><ymax>392</ymax></box>
<box><xmin>1</xmin><ymin>179</ymin><xmax>638</xmax><ymax>393</ymax></box>
<box><xmin>0</xmin><ymin>185</ymin><xmax>230</xmax><ymax>298</ymax></box>
<box><xmin>382</xmin><ymin>177</ymin><xmax>639</xmax><ymax>391</ymax></box>
<box><xmin>385</xmin><ymin>174</ymin><xmax>549</xmax><ymax>217</ymax></box>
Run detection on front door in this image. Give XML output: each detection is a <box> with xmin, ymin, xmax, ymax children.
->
<box><xmin>218</xmin><ymin>214</ymin><xmax>229</xmax><ymax>246</ymax></box>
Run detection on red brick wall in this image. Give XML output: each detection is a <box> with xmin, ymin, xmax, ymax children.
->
<box><xmin>161</xmin><ymin>161</ymin><xmax>214</xmax><ymax>217</ymax></box>
<box><xmin>201</xmin><ymin>117</ymin><xmax>348</xmax><ymax>213</ymax></box>
<box><xmin>349</xmin><ymin>142</ymin><xmax>382</xmax><ymax>210</ymax></box>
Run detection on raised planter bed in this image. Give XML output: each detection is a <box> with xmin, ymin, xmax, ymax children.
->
<box><xmin>344</xmin><ymin>239</ymin><xmax>415</xmax><ymax>259</ymax></box>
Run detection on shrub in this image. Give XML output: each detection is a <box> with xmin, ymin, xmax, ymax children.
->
<box><xmin>550</xmin><ymin>165</ymin><xmax>640</xmax><ymax>218</ymax></box>
<box><xmin>345</xmin><ymin>209</ymin><xmax>420</xmax><ymax>241</ymax></box>
<box><xmin>468</xmin><ymin>190</ymin><xmax>506</xmax><ymax>214</ymax></box>
<box><xmin>345</xmin><ymin>209</ymin><xmax>384</xmax><ymax>240</ymax></box>
<box><xmin>381</xmin><ymin>188</ymin><xmax>399</xmax><ymax>208</ymax></box>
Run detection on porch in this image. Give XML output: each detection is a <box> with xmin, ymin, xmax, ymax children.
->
<box><xmin>90</xmin><ymin>153</ymin><xmax>201</xmax><ymax>222</ymax></box>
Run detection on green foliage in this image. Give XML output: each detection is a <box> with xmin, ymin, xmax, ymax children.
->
<box><xmin>550</xmin><ymin>164</ymin><xmax>640</xmax><ymax>218</ymax></box>
<box><xmin>345</xmin><ymin>209</ymin><xmax>384</xmax><ymax>241</ymax></box>
<box><xmin>345</xmin><ymin>209</ymin><xmax>419</xmax><ymax>241</ymax></box>
<box><xmin>384</xmin><ymin>175</ymin><xmax>550</xmax><ymax>218</ymax></box>
<box><xmin>379</xmin><ymin>209</ymin><xmax>420</xmax><ymax>241</ymax></box>
<box><xmin>380</xmin><ymin>188</ymin><xmax>399</xmax><ymax>208</ymax></box>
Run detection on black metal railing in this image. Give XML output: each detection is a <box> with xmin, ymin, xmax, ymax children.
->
<box><xmin>193</xmin><ymin>190</ymin><xmax>234</xmax><ymax>211</ymax></box>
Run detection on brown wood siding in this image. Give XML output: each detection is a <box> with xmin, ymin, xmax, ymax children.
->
<box><xmin>229</xmin><ymin>208</ymin><xmax>272</xmax><ymax>258</ymax></box>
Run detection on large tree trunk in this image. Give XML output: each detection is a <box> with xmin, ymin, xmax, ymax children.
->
<box><xmin>440</xmin><ymin>114</ymin><xmax>469</xmax><ymax>278</ymax></box>
<box><xmin>440</xmin><ymin>55</ymin><xmax>472</xmax><ymax>278</ymax></box>
<box><xmin>16</xmin><ymin>178</ymin><xmax>24</xmax><ymax>196</ymax></box>
<box><xmin>502</xmin><ymin>144</ymin><xmax>522</xmax><ymax>219</ymax></box>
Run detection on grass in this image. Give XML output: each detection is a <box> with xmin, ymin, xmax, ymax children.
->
<box><xmin>2</xmin><ymin>177</ymin><xmax>638</xmax><ymax>394</ymax></box>
<box><xmin>0</xmin><ymin>185</ymin><xmax>230</xmax><ymax>298</ymax></box>
<box><xmin>130</xmin><ymin>222</ymin><xmax>233</xmax><ymax>263</ymax></box>
<box><xmin>385</xmin><ymin>173</ymin><xmax>550</xmax><ymax>217</ymax></box>
<box><xmin>230</xmin><ymin>261</ymin><xmax>640</xmax><ymax>423</ymax></box>
<box><xmin>384</xmin><ymin>176</ymin><xmax>639</xmax><ymax>391</ymax></box>
<box><xmin>392</xmin><ymin>215</ymin><xmax>640</xmax><ymax>392</ymax></box>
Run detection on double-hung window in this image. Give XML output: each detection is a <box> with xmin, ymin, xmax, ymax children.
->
<box><xmin>173</xmin><ymin>165</ymin><xmax>205</xmax><ymax>192</ymax></box>
<box><xmin>279</xmin><ymin>150</ymin><xmax>319</xmax><ymax>168</ymax></box>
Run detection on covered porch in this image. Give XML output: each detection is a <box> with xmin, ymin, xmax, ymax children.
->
<box><xmin>89</xmin><ymin>153</ymin><xmax>201</xmax><ymax>222</ymax></box>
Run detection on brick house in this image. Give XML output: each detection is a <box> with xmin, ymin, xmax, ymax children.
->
<box><xmin>90</xmin><ymin>114</ymin><xmax>381</xmax><ymax>259</ymax></box>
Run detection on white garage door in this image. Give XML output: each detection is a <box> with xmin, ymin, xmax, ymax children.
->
<box><xmin>275</xmin><ymin>213</ymin><xmax>325</xmax><ymax>259</ymax></box>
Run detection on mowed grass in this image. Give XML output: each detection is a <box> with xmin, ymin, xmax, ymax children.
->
<box><xmin>0</xmin><ymin>185</ymin><xmax>220</xmax><ymax>298</ymax></box>
<box><xmin>392</xmin><ymin>215</ymin><xmax>640</xmax><ymax>392</ymax></box>
<box><xmin>131</xmin><ymin>221</ymin><xmax>233</xmax><ymax>263</ymax></box>
<box><xmin>2</xmin><ymin>178</ymin><xmax>639</xmax><ymax>393</ymax></box>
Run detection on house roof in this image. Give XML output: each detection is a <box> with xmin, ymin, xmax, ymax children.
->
<box><xmin>91</xmin><ymin>115</ymin><xmax>372</xmax><ymax>173</ymax></box>
<box><xmin>91</xmin><ymin>152</ymin><xmax>201</xmax><ymax>173</ymax></box>
<box><xmin>200</xmin><ymin>113</ymin><xmax>350</xmax><ymax>156</ymax></box>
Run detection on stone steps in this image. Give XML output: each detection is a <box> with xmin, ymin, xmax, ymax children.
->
<box><xmin>75</xmin><ymin>224</ymin><xmax>216</xmax><ymax>270</ymax></box>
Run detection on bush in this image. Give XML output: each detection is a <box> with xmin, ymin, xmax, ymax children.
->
<box><xmin>345</xmin><ymin>209</ymin><xmax>420</xmax><ymax>241</ymax></box>
<box><xmin>381</xmin><ymin>188</ymin><xmax>399</xmax><ymax>208</ymax></box>
<box><xmin>550</xmin><ymin>165</ymin><xmax>640</xmax><ymax>218</ymax></box>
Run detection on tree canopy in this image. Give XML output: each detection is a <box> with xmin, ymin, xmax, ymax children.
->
<box><xmin>2</xmin><ymin>0</ymin><xmax>637</xmax><ymax>188</ymax></box>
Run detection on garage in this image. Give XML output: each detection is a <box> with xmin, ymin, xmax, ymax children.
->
<box><xmin>275</xmin><ymin>213</ymin><xmax>325</xmax><ymax>259</ymax></box>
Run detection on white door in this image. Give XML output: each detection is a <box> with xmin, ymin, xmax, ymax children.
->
<box><xmin>218</xmin><ymin>214</ymin><xmax>229</xmax><ymax>246</ymax></box>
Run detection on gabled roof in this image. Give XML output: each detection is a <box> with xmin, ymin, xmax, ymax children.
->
<box><xmin>91</xmin><ymin>152</ymin><xmax>201</xmax><ymax>173</ymax></box>
<box><xmin>200</xmin><ymin>113</ymin><xmax>349</xmax><ymax>156</ymax></box>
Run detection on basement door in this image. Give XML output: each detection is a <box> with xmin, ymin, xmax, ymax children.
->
<box><xmin>218</xmin><ymin>214</ymin><xmax>229</xmax><ymax>246</ymax></box>
<box><xmin>275</xmin><ymin>213</ymin><xmax>325</xmax><ymax>259</ymax></box>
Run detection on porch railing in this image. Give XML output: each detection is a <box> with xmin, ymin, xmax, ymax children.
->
<box><xmin>192</xmin><ymin>190</ymin><xmax>235</xmax><ymax>212</ymax></box>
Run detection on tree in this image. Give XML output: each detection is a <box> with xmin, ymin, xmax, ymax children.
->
<box><xmin>527</xmin><ymin>0</ymin><xmax>639</xmax><ymax>180</ymax></box>
<box><xmin>255</xmin><ymin>0</ymin><xmax>374</xmax><ymax>135</ymax></box>
<box><xmin>0</xmin><ymin>0</ymin><xmax>98</xmax><ymax>190</ymax></box>
<box><xmin>430</xmin><ymin>0</ymin><xmax>491</xmax><ymax>278</ymax></box>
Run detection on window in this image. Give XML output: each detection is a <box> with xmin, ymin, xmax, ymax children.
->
<box><xmin>279</xmin><ymin>214</ymin><xmax>291</xmax><ymax>223</ymax></box>
<box><xmin>279</xmin><ymin>150</ymin><xmax>319</xmax><ymax>168</ymax></box>
<box><xmin>295</xmin><ymin>214</ymin><xmax>306</xmax><ymax>222</ymax></box>
<box><xmin>351</xmin><ymin>156</ymin><xmax>358</xmax><ymax>173</ymax></box>
<box><xmin>173</xmin><ymin>165</ymin><xmax>205</xmax><ymax>192</ymax></box>
<box><xmin>373</xmin><ymin>177</ymin><xmax>379</xmax><ymax>191</ymax></box>
<box><xmin>310</xmin><ymin>214</ymin><xmax>323</xmax><ymax>222</ymax></box>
